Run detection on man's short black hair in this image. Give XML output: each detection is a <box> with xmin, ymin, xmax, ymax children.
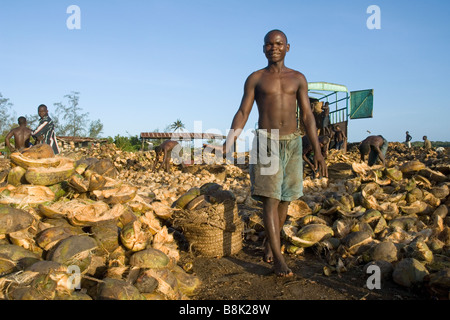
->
<box><xmin>155</xmin><ymin>146</ymin><xmax>162</xmax><ymax>154</ymax></box>
<box><xmin>265</xmin><ymin>29</ymin><xmax>288</xmax><ymax>44</ymax></box>
<box><xmin>38</xmin><ymin>104</ymin><xmax>47</xmax><ymax>110</ymax></box>
<box><xmin>18</xmin><ymin>116</ymin><xmax>26</xmax><ymax>125</ymax></box>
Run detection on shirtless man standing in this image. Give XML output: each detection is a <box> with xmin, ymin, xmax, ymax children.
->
<box><xmin>207</xmin><ymin>30</ymin><xmax>327</xmax><ymax>276</ymax></box>
<box><xmin>5</xmin><ymin>116</ymin><xmax>33</xmax><ymax>152</ymax></box>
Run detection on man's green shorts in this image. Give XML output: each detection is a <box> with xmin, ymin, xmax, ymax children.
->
<box><xmin>249</xmin><ymin>130</ymin><xmax>303</xmax><ymax>202</ymax></box>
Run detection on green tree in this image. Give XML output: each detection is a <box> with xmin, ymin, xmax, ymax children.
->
<box><xmin>53</xmin><ymin>92</ymin><xmax>103</xmax><ymax>138</ymax></box>
<box><xmin>169</xmin><ymin>119</ymin><xmax>185</xmax><ymax>132</ymax></box>
<box><xmin>111</xmin><ymin>133</ymin><xmax>141</xmax><ymax>152</ymax></box>
<box><xmin>0</xmin><ymin>93</ymin><xmax>16</xmax><ymax>135</ymax></box>
<box><xmin>89</xmin><ymin>119</ymin><xmax>104</xmax><ymax>138</ymax></box>
<box><xmin>54</xmin><ymin>91</ymin><xmax>88</xmax><ymax>136</ymax></box>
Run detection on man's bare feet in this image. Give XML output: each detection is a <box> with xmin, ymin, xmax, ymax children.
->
<box><xmin>274</xmin><ymin>261</ymin><xmax>293</xmax><ymax>277</ymax></box>
<box><xmin>263</xmin><ymin>240</ymin><xmax>274</xmax><ymax>263</ymax></box>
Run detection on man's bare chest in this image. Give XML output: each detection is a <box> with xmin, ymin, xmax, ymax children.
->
<box><xmin>255</xmin><ymin>75</ymin><xmax>299</xmax><ymax>97</ymax></box>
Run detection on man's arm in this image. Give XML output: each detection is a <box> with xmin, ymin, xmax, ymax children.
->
<box><xmin>5</xmin><ymin>130</ymin><xmax>15</xmax><ymax>152</ymax></box>
<box><xmin>222</xmin><ymin>74</ymin><xmax>257</xmax><ymax>153</ymax></box>
<box><xmin>204</xmin><ymin>74</ymin><xmax>257</xmax><ymax>156</ymax></box>
<box><xmin>32</xmin><ymin>120</ymin><xmax>49</xmax><ymax>142</ymax></box>
<box><xmin>297</xmin><ymin>74</ymin><xmax>328</xmax><ymax>177</ymax></box>
<box><xmin>374</xmin><ymin>146</ymin><xmax>386</xmax><ymax>166</ymax></box>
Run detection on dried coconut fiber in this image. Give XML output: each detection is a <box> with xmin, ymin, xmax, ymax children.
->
<box><xmin>174</xmin><ymin>199</ymin><xmax>244</xmax><ymax>258</ymax></box>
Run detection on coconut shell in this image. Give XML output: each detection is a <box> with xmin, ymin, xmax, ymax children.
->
<box><xmin>0</xmin><ymin>244</ymin><xmax>41</xmax><ymax>264</ymax></box>
<box><xmin>10</xmin><ymin>152</ymin><xmax>61</xmax><ymax>170</ymax></box>
<box><xmin>0</xmin><ymin>185</ymin><xmax>55</xmax><ymax>206</ymax></box>
<box><xmin>87</xmin><ymin>171</ymin><xmax>107</xmax><ymax>191</ymax></box>
<box><xmin>91</xmin><ymin>220</ymin><xmax>120</xmax><ymax>254</ymax></box>
<box><xmin>11</xmin><ymin>274</ymin><xmax>57</xmax><ymax>300</ymax></box>
<box><xmin>171</xmin><ymin>264</ymin><xmax>201</xmax><ymax>296</ymax></box>
<box><xmin>287</xmin><ymin>200</ymin><xmax>312</xmax><ymax>220</ymax></box>
<box><xmin>200</xmin><ymin>183</ymin><xmax>223</xmax><ymax>195</ymax></box>
<box><xmin>0</xmin><ymin>206</ymin><xmax>35</xmax><ymax>234</ymax></box>
<box><xmin>96</xmin><ymin>278</ymin><xmax>144</xmax><ymax>300</ymax></box>
<box><xmin>400</xmin><ymin>160</ymin><xmax>426</xmax><ymax>174</ymax></box>
<box><xmin>25</xmin><ymin>159</ymin><xmax>75</xmax><ymax>186</ymax></box>
<box><xmin>38</xmin><ymin>202</ymin><xmax>67</xmax><ymax>219</ymax></box>
<box><xmin>296</xmin><ymin>224</ymin><xmax>334</xmax><ymax>244</ymax></box>
<box><xmin>68</xmin><ymin>174</ymin><xmax>89</xmax><ymax>193</ymax></box>
<box><xmin>35</xmin><ymin>226</ymin><xmax>81</xmax><ymax>251</ymax></box>
<box><xmin>144</xmin><ymin>268</ymin><xmax>180</xmax><ymax>299</ymax></box>
<box><xmin>48</xmin><ymin>235</ymin><xmax>97</xmax><ymax>271</ymax></box>
<box><xmin>393</xmin><ymin>258</ymin><xmax>429</xmax><ymax>288</ymax></box>
<box><xmin>431</xmin><ymin>185</ymin><xmax>449</xmax><ymax>200</ymax></box>
<box><xmin>185</xmin><ymin>194</ymin><xmax>209</xmax><ymax>211</ymax></box>
<box><xmin>7</xmin><ymin>166</ymin><xmax>27</xmax><ymax>186</ymax></box>
<box><xmin>171</xmin><ymin>187</ymin><xmax>201</xmax><ymax>209</ymax></box>
<box><xmin>86</xmin><ymin>159</ymin><xmax>118</xmax><ymax>179</ymax></box>
<box><xmin>92</xmin><ymin>184</ymin><xmax>137</xmax><ymax>205</ymax></box>
<box><xmin>405</xmin><ymin>237</ymin><xmax>434</xmax><ymax>263</ymax></box>
<box><xmin>21</xmin><ymin>144</ymin><xmax>55</xmax><ymax>159</ymax></box>
<box><xmin>133</xmin><ymin>269</ymin><xmax>159</xmax><ymax>294</ymax></box>
<box><xmin>0</xmin><ymin>253</ymin><xmax>16</xmax><ymax>276</ymax></box>
<box><xmin>129</xmin><ymin>247</ymin><xmax>170</xmax><ymax>269</ymax></box>
<box><xmin>283</xmin><ymin>224</ymin><xmax>333</xmax><ymax>248</ymax></box>
<box><xmin>365</xmin><ymin>241</ymin><xmax>398</xmax><ymax>263</ymax></box>
<box><xmin>341</xmin><ymin>231</ymin><xmax>373</xmax><ymax>255</ymax></box>
<box><xmin>400</xmin><ymin>200</ymin><xmax>428</xmax><ymax>215</ymax></box>
<box><xmin>120</xmin><ymin>220</ymin><xmax>150</xmax><ymax>252</ymax></box>
<box><xmin>151</xmin><ymin>201</ymin><xmax>173</xmax><ymax>220</ymax></box>
<box><xmin>418</xmin><ymin>168</ymin><xmax>448</xmax><ymax>183</ymax></box>
<box><xmin>66</xmin><ymin>202</ymin><xmax>125</xmax><ymax>227</ymax></box>
<box><xmin>25</xmin><ymin>260</ymin><xmax>67</xmax><ymax>274</ymax></box>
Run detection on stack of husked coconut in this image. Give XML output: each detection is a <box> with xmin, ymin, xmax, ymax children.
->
<box><xmin>3</xmin><ymin>140</ymin><xmax>448</xmax><ymax>300</ymax></box>
<box><xmin>0</xmin><ymin>144</ymin><xmax>201</xmax><ymax>300</ymax></box>
<box><xmin>279</xmin><ymin>145</ymin><xmax>450</xmax><ymax>299</ymax></box>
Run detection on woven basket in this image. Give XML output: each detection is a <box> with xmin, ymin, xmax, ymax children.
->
<box><xmin>174</xmin><ymin>199</ymin><xmax>244</xmax><ymax>258</ymax></box>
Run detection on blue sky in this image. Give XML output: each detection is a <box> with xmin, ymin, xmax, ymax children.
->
<box><xmin>1</xmin><ymin>0</ymin><xmax>449</xmax><ymax>148</ymax></box>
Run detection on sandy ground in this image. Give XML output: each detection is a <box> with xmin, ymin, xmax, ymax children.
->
<box><xmin>176</xmin><ymin>206</ymin><xmax>429</xmax><ymax>302</ymax></box>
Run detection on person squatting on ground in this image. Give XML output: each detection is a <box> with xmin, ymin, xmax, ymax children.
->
<box><xmin>32</xmin><ymin>104</ymin><xmax>60</xmax><ymax>155</ymax></box>
<box><xmin>423</xmin><ymin>136</ymin><xmax>432</xmax><ymax>151</ymax></box>
<box><xmin>5</xmin><ymin>116</ymin><xmax>33</xmax><ymax>153</ymax></box>
<box><xmin>359</xmin><ymin>135</ymin><xmax>388</xmax><ymax>166</ymax></box>
<box><xmin>206</xmin><ymin>30</ymin><xmax>327</xmax><ymax>277</ymax></box>
<box><xmin>302</xmin><ymin>135</ymin><xmax>330</xmax><ymax>178</ymax></box>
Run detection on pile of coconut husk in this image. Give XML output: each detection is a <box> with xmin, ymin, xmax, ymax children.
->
<box><xmin>0</xmin><ymin>144</ymin><xmax>201</xmax><ymax>300</ymax></box>
<box><xmin>276</xmin><ymin>144</ymin><xmax>450</xmax><ymax>299</ymax></box>
<box><xmin>2</xmin><ymin>140</ymin><xmax>449</xmax><ymax>300</ymax></box>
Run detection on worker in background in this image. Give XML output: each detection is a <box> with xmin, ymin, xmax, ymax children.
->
<box><xmin>423</xmin><ymin>136</ymin><xmax>432</xmax><ymax>151</ymax></box>
<box><xmin>405</xmin><ymin>131</ymin><xmax>412</xmax><ymax>148</ymax></box>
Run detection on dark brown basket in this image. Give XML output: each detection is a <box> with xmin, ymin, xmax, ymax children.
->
<box><xmin>174</xmin><ymin>199</ymin><xmax>244</xmax><ymax>258</ymax></box>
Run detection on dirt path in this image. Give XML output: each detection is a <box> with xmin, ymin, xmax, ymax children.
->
<box><xmin>179</xmin><ymin>236</ymin><xmax>427</xmax><ymax>301</ymax></box>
